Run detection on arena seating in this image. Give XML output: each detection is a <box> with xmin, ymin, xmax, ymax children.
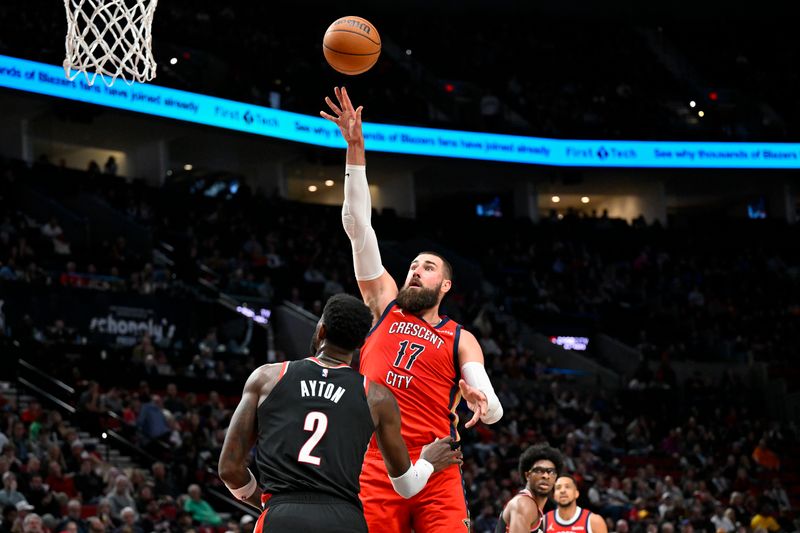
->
<box><xmin>1</xmin><ymin>156</ymin><xmax>797</xmax><ymax>533</ymax></box>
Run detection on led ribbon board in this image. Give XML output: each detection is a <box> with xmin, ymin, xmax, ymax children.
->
<box><xmin>2</xmin><ymin>54</ymin><xmax>800</xmax><ymax>168</ymax></box>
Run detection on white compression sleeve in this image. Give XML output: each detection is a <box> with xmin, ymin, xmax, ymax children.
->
<box><xmin>461</xmin><ymin>362</ymin><xmax>503</xmax><ymax>424</ymax></box>
<box><xmin>342</xmin><ymin>164</ymin><xmax>385</xmax><ymax>281</ymax></box>
<box><xmin>223</xmin><ymin>468</ymin><xmax>257</xmax><ymax>501</ymax></box>
<box><xmin>389</xmin><ymin>459</ymin><xmax>434</xmax><ymax>499</ymax></box>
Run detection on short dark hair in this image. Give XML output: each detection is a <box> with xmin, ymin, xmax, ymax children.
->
<box><xmin>519</xmin><ymin>443</ymin><xmax>564</xmax><ymax>480</ymax></box>
<box><xmin>556</xmin><ymin>474</ymin><xmax>579</xmax><ymax>489</ymax></box>
<box><xmin>322</xmin><ymin>294</ymin><xmax>373</xmax><ymax>351</ymax></box>
<box><xmin>416</xmin><ymin>251</ymin><xmax>453</xmax><ymax>281</ymax></box>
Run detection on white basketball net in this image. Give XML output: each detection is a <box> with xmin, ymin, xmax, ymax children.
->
<box><xmin>63</xmin><ymin>0</ymin><xmax>159</xmax><ymax>86</ymax></box>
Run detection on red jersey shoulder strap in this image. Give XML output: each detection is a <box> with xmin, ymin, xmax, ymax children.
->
<box><xmin>581</xmin><ymin>508</ymin><xmax>593</xmax><ymax>533</ymax></box>
<box><xmin>544</xmin><ymin>509</ymin><xmax>555</xmax><ymax>532</ymax></box>
<box><xmin>365</xmin><ymin>299</ymin><xmax>398</xmax><ymax>337</ymax></box>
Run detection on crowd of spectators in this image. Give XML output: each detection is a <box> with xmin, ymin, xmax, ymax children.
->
<box><xmin>1</xmin><ymin>339</ymin><xmax>796</xmax><ymax>533</ymax></box>
<box><xmin>1</xmin><ymin>153</ymin><xmax>798</xmax><ymax>533</ymax></box>
<box><xmin>452</xmin><ymin>213</ymin><xmax>800</xmax><ymax>364</ymax></box>
<box><xmin>2</xmin><ymin>155</ymin><xmax>799</xmax><ymax>369</ymax></box>
<box><xmin>0</xmin><ymin>160</ymin><xmax>172</xmax><ymax>300</ymax></box>
<box><xmin>0</xmin><ymin>389</ymin><xmax>259</xmax><ymax>533</ymax></box>
<box><xmin>15</xmin><ymin>155</ymin><xmax>800</xmax><ymax>366</ymax></box>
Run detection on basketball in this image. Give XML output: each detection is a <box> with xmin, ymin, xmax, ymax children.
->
<box><xmin>323</xmin><ymin>16</ymin><xmax>381</xmax><ymax>75</ymax></box>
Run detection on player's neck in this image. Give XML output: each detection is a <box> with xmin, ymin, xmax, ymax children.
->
<box><xmin>315</xmin><ymin>347</ymin><xmax>352</xmax><ymax>367</ymax></box>
<box><xmin>415</xmin><ymin>306</ymin><xmax>441</xmax><ymax>326</ymax></box>
<box><xmin>525</xmin><ymin>486</ymin><xmax>548</xmax><ymax>509</ymax></box>
<box><xmin>557</xmin><ymin>503</ymin><xmax>578</xmax><ymax>520</ymax></box>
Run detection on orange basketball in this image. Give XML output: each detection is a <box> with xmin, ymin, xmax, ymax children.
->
<box><xmin>323</xmin><ymin>16</ymin><xmax>381</xmax><ymax>75</ymax></box>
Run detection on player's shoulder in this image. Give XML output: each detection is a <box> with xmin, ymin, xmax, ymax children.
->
<box><xmin>245</xmin><ymin>362</ymin><xmax>289</xmax><ymax>393</ymax></box>
<box><xmin>588</xmin><ymin>511</ymin><xmax>603</xmax><ymax>525</ymax></box>
<box><xmin>507</xmin><ymin>491</ymin><xmax>539</xmax><ymax>512</ymax></box>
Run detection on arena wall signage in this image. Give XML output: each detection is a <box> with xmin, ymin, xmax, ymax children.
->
<box><xmin>3</xmin><ymin>284</ymin><xmax>206</xmax><ymax>348</ymax></box>
<box><xmin>2</xmin><ymin>54</ymin><xmax>800</xmax><ymax>169</ymax></box>
<box><xmin>88</xmin><ymin>304</ymin><xmax>177</xmax><ymax>347</ymax></box>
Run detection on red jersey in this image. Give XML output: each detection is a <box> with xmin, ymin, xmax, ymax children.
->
<box><xmin>360</xmin><ymin>300</ymin><xmax>462</xmax><ymax>449</ymax></box>
<box><xmin>544</xmin><ymin>507</ymin><xmax>594</xmax><ymax>533</ymax></box>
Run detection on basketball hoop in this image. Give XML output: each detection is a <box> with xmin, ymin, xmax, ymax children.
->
<box><xmin>63</xmin><ymin>0</ymin><xmax>159</xmax><ymax>87</ymax></box>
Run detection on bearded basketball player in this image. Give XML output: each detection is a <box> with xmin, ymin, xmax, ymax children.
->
<box><xmin>321</xmin><ymin>86</ymin><xmax>504</xmax><ymax>532</ymax></box>
<box><xmin>544</xmin><ymin>476</ymin><xmax>608</xmax><ymax>533</ymax></box>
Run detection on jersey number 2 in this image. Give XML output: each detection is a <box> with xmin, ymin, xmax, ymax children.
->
<box><xmin>393</xmin><ymin>340</ymin><xmax>425</xmax><ymax>370</ymax></box>
<box><xmin>298</xmin><ymin>411</ymin><xmax>328</xmax><ymax>466</ymax></box>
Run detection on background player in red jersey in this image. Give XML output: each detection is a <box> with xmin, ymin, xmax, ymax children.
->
<box><xmin>545</xmin><ymin>476</ymin><xmax>608</xmax><ymax>533</ymax></box>
<box><xmin>321</xmin><ymin>86</ymin><xmax>504</xmax><ymax>532</ymax></box>
<box><xmin>496</xmin><ymin>444</ymin><xmax>563</xmax><ymax>533</ymax></box>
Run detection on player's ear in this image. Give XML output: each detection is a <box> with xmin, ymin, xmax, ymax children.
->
<box><xmin>318</xmin><ymin>323</ymin><xmax>327</xmax><ymax>340</ymax></box>
<box><xmin>440</xmin><ymin>279</ymin><xmax>452</xmax><ymax>294</ymax></box>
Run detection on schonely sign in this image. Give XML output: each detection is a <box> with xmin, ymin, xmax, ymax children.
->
<box><xmin>2</xmin><ymin>54</ymin><xmax>799</xmax><ymax>169</ymax></box>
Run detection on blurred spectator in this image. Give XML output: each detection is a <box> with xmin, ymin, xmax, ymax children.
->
<box><xmin>137</xmin><ymin>396</ymin><xmax>169</xmax><ymax>452</ymax></box>
<box><xmin>710</xmin><ymin>504</ymin><xmax>735</xmax><ymax>533</ymax></box>
<box><xmin>162</xmin><ymin>384</ymin><xmax>185</xmax><ymax>415</ymax></box>
<box><xmin>104</xmin><ymin>157</ymin><xmax>118</xmax><ymax>176</ymax></box>
<box><xmin>0</xmin><ymin>473</ymin><xmax>25</xmax><ymax>507</ymax></box>
<box><xmin>40</xmin><ymin>218</ymin><xmax>63</xmax><ymax>240</ymax></box>
<box><xmin>74</xmin><ymin>460</ymin><xmax>104</xmax><ymax>503</ymax></box>
<box><xmin>765</xmin><ymin>479</ymin><xmax>791</xmax><ymax>513</ymax></box>
<box><xmin>182</xmin><ymin>485</ymin><xmax>221</xmax><ymax>526</ymax></box>
<box><xmin>0</xmin><ymin>505</ymin><xmax>17</xmax><ymax>533</ymax></box>
<box><xmin>239</xmin><ymin>515</ymin><xmax>255</xmax><ymax>533</ymax></box>
<box><xmin>750</xmin><ymin>504</ymin><xmax>782</xmax><ymax>532</ymax></box>
<box><xmin>150</xmin><ymin>463</ymin><xmax>177</xmax><ymax>500</ymax></box>
<box><xmin>21</xmin><ymin>512</ymin><xmax>43</xmax><ymax>533</ymax></box>
<box><xmin>113</xmin><ymin>507</ymin><xmax>142</xmax><ymax>533</ymax></box>
<box><xmin>752</xmin><ymin>439</ymin><xmax>780</xmax><ymax>471</ymax></box>
<box><xmin>56</xmin><ymin>500</ymin><xmax>88</xmax><ymax>533</ymax></box>
<box><xmin>106</xmin><ymin>476</ymin><xmax>136</xmax><ymax>519</ymax></box>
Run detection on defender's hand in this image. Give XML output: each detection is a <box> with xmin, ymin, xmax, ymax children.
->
<box><xmin>420</xmin><ymin>436</ymin><xmax>463</xmax><ymax>472</ymax></box>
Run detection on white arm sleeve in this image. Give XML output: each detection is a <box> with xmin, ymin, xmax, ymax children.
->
<box><xmin>461</xmin><ymin>361</ymin><xmax>503</xmax><ymax>424</ymax></box>
<box><xmin>223</xmin><ymin>468</ymin><xmax>258</xmax><ymax>501</ymax></box>
<box><xmin>342</xmin><ymin>164</ymin><xmax>385</xmax><ymax>281</ymax></box>
<box><xmin>389</xmin><ymin>458</ymin><xmax>434</xmax><ymax>499</ymax></box>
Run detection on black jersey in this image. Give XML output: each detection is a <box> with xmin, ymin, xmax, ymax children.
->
<box><xmin>495</xmin><ymin>488</ymin><xmax>544</xmax><ymax>533</ymax></box>
<box><xmin>256</xmin><ymin>357</ymin><xmax>375</xmax><ymax>507</ymax></box>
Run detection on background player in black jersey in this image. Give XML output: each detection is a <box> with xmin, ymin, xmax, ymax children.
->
<box><xmin>545</xmin><ymin>475</ymin><xmax>607</xmax><ymax>533</ymax></box>
<box><xmin>218</xmin><ymin>294</ymin><xmax>461</xmax><ymax>532</ymax></box>
<box><xmin>496</xmin><ymin>444</ymin><xmax>564</xmax><ymax>533</ymax></box>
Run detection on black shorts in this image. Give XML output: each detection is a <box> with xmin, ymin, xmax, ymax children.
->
<box><xmin>256</xmin><ymin>492</ymin><xmax>367</xmax><ymax>533</ymax></box>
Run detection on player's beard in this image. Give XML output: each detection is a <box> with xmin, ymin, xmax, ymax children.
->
<box><xmin>396</xmin><ymin>282</ymin><xmax>441</xmax><ymax>314</ymax></box>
